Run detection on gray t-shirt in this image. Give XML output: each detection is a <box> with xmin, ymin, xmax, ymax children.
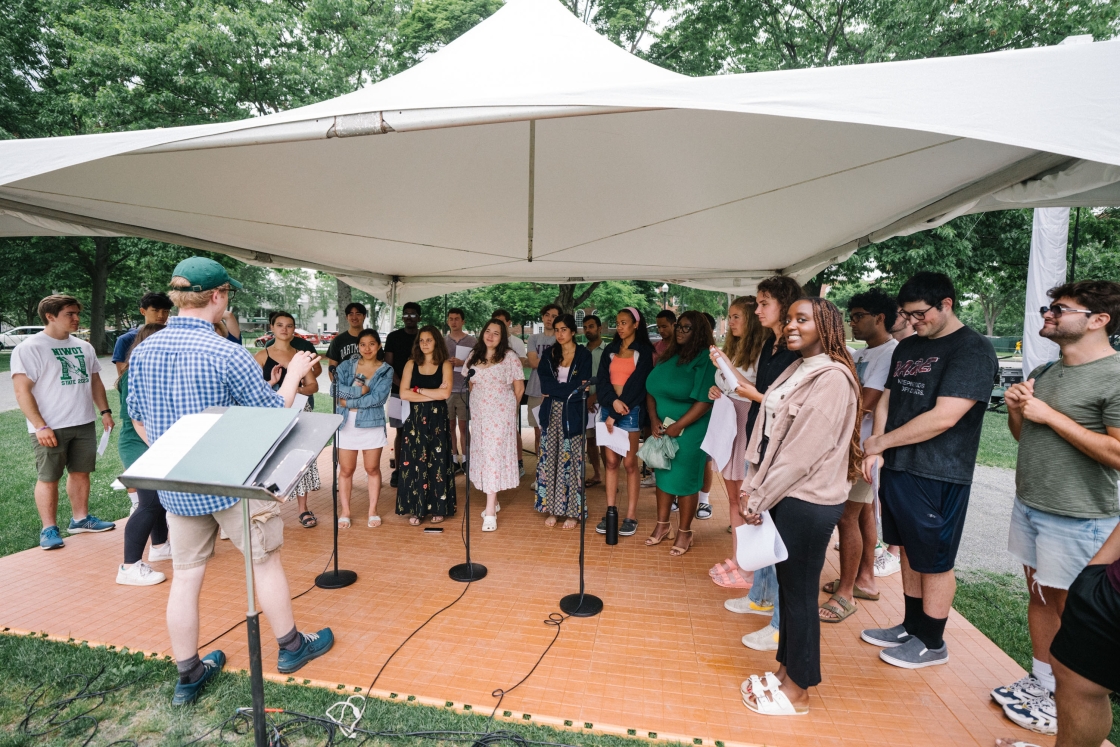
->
<box><xmin>883</xmin><ymin>326</ymin><xmax>998</xmax><ymax>484</ymax></box>
<box><xmin>10</xmin><ymin>332</ymin><xmax>101</xmax><ymax>432</ymax></box>
<box><xmin>445</xmin><ymin>333</ymin><xmax>477</xmax><ymax>392</ymax></box>
<box><xmin>525</xmin><ymin>332</ymin><xmax>556</xmax><ymax>398</ymax></box>
<box><xmin>1016</xmin><ymin>354</ymin><xmax>1120</xmax><ymax>518</ymax></box>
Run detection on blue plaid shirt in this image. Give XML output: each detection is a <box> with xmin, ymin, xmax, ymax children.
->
<box><xmin>127</xmin><ymin>315</ymin><xmax>284</xmax><ymax>515</ymax></box>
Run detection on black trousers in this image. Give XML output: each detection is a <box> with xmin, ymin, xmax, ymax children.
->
<box><xmin>123</xmin><ymin>489</ymin><xmax>168</xmax><ymax>564</ymax></box>
<box><xmin>772</xmin><ymin>497</ymin><xmax>845</xmax><ymax>690</ymax></box>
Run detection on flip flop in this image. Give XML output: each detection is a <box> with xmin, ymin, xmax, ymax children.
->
<box><xmin>585</xmin><ymin>478</ymin><xmax>602</xmax><ymax>488</ymax></box>
<box><xmin>819</xmin><ymin>593</ymin><xmax>857</xmax><ymax>623</ymax></box>
<box><xmin>710</xmin><ymin>558</ymin><xmax>739</xmax><ymax>577</ymax></box>
<box><xmin>822</xmin><ymin>578</ymin><xmax>881</xmax><ymax>601</ymax></box>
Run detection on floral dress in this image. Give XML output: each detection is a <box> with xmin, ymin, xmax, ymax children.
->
<box><xmin>467</xmin><ymin>350</ymin><xmax>524</xmax><ymax>494</ymax></box>
<box><xmin>395</xmin><ymin>365</ymin><xmax>456</xmax><ymax>518</ymax></box>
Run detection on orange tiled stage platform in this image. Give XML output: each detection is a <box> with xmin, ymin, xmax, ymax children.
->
<box><xmin>0</xmin><ymin>445</ymin><xmax>1047</xmax><ymax>747</ymax></box>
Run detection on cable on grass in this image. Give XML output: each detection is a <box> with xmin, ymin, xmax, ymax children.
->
<box><xmin>19</xmin><ymin>664</ymin><xmax>147</xmax><ymax>747</ymax></box>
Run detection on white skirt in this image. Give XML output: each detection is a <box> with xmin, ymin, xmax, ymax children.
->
<box><xmin>337</xmin><ymin>411</ymin><xmax>387</xmax><ymax>451</ymax></box>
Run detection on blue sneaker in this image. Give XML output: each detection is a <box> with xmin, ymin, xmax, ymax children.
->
<box><xmin>40</xmin><ymin>526</ymin><xmax>64</xmax><ymax>550</ymax></box>
<box><xmin>172</xmin><ymin>650</ymin><xmax>226</xmax><ymax>706</ymax></box>
<box><xmin>68</xmin><ymin>514</ymin><xmax>116</xmax><ymax>533</ymax></box>
<box><xmin>277</xmin><ymin>628</ymin><xmax>335</xmax><ymax>674</ymax></box>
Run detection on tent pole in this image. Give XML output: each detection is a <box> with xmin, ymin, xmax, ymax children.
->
<box><xmin>1069</xmin><ymin>207</ymin><xmax>1081</xmax><ymax>282</ymax></box>
<box><xmin>527</xmin><ymin>120</ymin><xmax>536</xmax><ymax>263</ymax></box>
<box><xmin>389</xmin><ymin>278</ymin><xmax>399</xmax><ymax>330</ymax></box>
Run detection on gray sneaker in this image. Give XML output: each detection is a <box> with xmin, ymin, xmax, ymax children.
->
<box><xmin>619</xmin><ymin>518</ymin><xmax>638</xmax><ymax>536</ymax></box>
<box><xmin>860</xmin><ymin>623</ymin><xmax>913</xmax><ymax>648</ymax></box>
<box><xmin>879</xmin><ymin>636</ymin><xmax>948</xmax><ymax>669</ymax></box>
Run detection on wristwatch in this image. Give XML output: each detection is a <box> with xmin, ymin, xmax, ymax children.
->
<box><xmin>100</xmin><ymin>409</ymin><xmax>112</xmax><ymax>416</ymax></box>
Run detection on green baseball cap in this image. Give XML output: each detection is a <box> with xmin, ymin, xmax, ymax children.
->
<box><xmin>170</xmin><ymin>257</ymin><xmax>243</xmax><ymax>292</ymax></box>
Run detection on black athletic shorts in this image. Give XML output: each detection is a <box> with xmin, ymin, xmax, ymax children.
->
<box><xmin>879</xmin><ymin>467</ymin><xmax>970</xmax><ymax>574</ymax></box>
<box><xmin>1050</xmin><ymin>565</ymin><xmax>1120</xmax><ymax>694</ymax></box>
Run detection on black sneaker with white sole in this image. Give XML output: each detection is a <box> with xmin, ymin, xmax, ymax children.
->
<box><xmin>860</xmin><ymin>623</ymin><xmax>913</xmax><ymax>647</ymax></box>
<box><xmin>619</xmin><ymin>518</ymin><xmax>638</xmax><ymax>536</ymax></box>
<box><xmin>879</xmin><ymin>636</ymin><xmax>948</xmax><ymax>669</ymax></box>
<box><xmin>595</xmin><ymin>517</ymin><xmax>607</xmax><ymax>534</ymax></box>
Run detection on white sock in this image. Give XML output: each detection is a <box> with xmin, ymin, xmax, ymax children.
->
<box><xmin>1033</xmin><ymin>658</ymin><xmax>1056</xmax><ymax>693</ymax></box>
<box><xmin>698</xmin><ymin>491</ymin><xmax>710</xmax><ymax>504</ymax></box>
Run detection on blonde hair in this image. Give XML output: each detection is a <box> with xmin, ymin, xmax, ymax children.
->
<box><xmin>168</xmin><ymin>276</ymin><xmax>229</xmax><ymax>309</ymax></box>
<box><xmin>723</xmin><ymin>296</ymin><xmax>767</xmax><ymax>370</ymax></box>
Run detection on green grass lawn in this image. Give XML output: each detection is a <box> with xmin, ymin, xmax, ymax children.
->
<box><xmin>0</xmin><ymin>351</ymin><xmax>11</xmax><ymax>373</ymax></box>
<box><xmin>977</xmin><ymin>411</ymin><xmax>1019</xmax><ymax>471</ymax></box>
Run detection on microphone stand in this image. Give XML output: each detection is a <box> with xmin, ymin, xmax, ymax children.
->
<box><xmin>559</xmin><ymin>381</ymin><xmax>603</xmax><ymax>617</ymax></box>
<box><xmin>450</xmin><ymin>366</ymin><xmax>487</xmax><ymax>582</ymax></box>
<box><xmin>317</xmin><ymin>364</ymin><xmax>358</xmax><ymax>589</ymax></box>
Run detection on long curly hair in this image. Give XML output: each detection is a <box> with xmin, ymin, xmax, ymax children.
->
<box><xmin>724</xmin><ymin>296</ymin><xmax>767</xmax><ymax>370</ymax></box>
<box><xmin>466</xmin><ymin>318</ymin><xmax>511</xmax><ymax>366</ymax></box>
<box><xmin>661</xmin><ymin>310</ymin><xmax>715</xmax><ymax>364</ymax></box>
<box><xmin>793</xmin><ymin>297</ymin><xmax>864</xmax><ymax>483</ymax></box>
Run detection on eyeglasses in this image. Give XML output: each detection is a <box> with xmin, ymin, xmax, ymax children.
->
<box><xmin>219</xmin><ymin>287</ymin><xmax>238</xmax><ymax>304</ymax></box>
<box><xmin>897</xmin><ymin>304</ymin><xmax>940</xmax><ymax>322</ymax></box>
<box><xmin>848</xmin><ymin>311</ymin><xmax>872</xmax><ymax>323</ymax></box>
<box><xmin>402</xmin><ymin>311</ymin><xmax>419</xmax><ymax>319</ymax></box>
<box><xmin>675</xmin><ymin>323</ymin><xmax>693</xmax><ymax>332</ymax></box>
<box><xmin>1040</xmin><ymin>304</ymin><xmax>1093</xmax><ymax>319</ymax></box>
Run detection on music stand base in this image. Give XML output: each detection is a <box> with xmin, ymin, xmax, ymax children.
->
<box><xmin>559</xmin><ymin>593</ymin><xmax>603</xmax><ymax>617</ymax></box>
<box><xmin>448</xmin><ymin>562</ymin><xmax>487</xmax><ymax>582</ymax></box>
<box><xmin>315</xmin><ymin>569</ymin><xmax>358</xmax><ymax>589</ymax></box>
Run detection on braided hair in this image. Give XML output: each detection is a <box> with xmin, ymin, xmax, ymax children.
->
<box><xmin>795</xmin><ymin>297</ymin><xmax>864</xmax><ymax>483</ymax></box>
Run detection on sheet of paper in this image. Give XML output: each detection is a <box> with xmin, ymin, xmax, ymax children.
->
<box><xmin>454</xmin><ymin>345</ymin><xmax>473</xmax><ymax>373</ymax></box>
<box><xmin>711</xmin><ymin>346</ymin><xmax>739</xmax><ymax>392</ymax></box>
<box><xmin>595</xmin><ymin>419</ymin><xmax>630</xmax><ymax>457</ymax></box>
<box><xmin>110</xmin><ymin>478</ymin><xmax>126</xmax><ymax>490</ymax></box>
<box><xmin>97</xmin><ymin>427</ymin><xmax>112</xmax><ymax>457</ymax></box>
<box><xmin>531</xmin><ymin>404</ymin><xmax>541</xmax><ymax>426</ymax></box>
<box><xmin>735</xmin><ymin>510</ymin><xmax>789</xmax><ymax>572</ymax></box>
<box><xmin>123</xmin><ymin>413</ymin><xmax>222</xmax><ymax>479</ymax></box>
<box><xmin>701</xmin><ymin>394</ymin><xmax>738</xmax><ymax>471</ymax></box>
<box><xmin>290</xmin><ymin>393</ymin><xmax>309</xmax><ymax>411</ymax></box>
<box><xmin>387</xmin><ymin>396</ymin><xmax>407</xmax><ymax>422</ymax></box>
<box><xmin>586</xmin><ymin>404</ymin><xmax>599</xmax><ymax>430</ymax></box>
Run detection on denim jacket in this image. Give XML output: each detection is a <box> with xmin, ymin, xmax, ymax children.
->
<box><xmin>332</xmin><ymin>356</ymin><xmax>393</xmax><ymax>428</ymax></box>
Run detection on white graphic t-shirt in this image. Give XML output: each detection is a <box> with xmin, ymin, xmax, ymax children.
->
<box><xmin>852</xmin><ymin>338</ymin><xmax>898</xmax><ymax>443</ymax></box>
<box><xmin>10</xmin><ymin>332</ymin><xmax>101</xmax><ymax>433</ymax></box>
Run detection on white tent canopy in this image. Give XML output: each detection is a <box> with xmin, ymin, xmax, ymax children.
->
<box><xmin>1</xmin><ymin>0</ymin><xmax>1119</xmax><ymax>302</ymax></box>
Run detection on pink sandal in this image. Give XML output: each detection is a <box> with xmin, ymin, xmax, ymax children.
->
<box><xmin>710</xmin><ymin>558</ymin><xmax>739</xmax><ymax>577</ymax></box>
<box><xmin>713</xmin><ymin>568</ymin><xmax>754</xmax><ymax>589</ymax></box>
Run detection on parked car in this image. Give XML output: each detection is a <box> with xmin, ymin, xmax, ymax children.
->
<box><xmin>0</xmin><ymin>326</ymin><xmax>45</xmax><ymax>349</ymax></box>
<box><xmin>254</xmin><ymin>329</ymin><xmax>320</xmax><ymax>347</ymax></box>
<box><xmin>320</xmin><ymin>331</ymin><xmax>337</xmax><ymax>343</ymax></box>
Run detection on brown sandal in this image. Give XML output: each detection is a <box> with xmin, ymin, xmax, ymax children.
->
<box><xmin>819</xmin><ymin>593</ymin><xmax>857</xmax><ymax>623</ymax></box>
<box><xmin>669</xmin><ymin>528</ymin><xmax>693</xmax><ymax>556</ymax></box>
<box><xmin>645</xmin><ymin>520</ymin><xmax>672</xmax><ymax>546</ymax></box>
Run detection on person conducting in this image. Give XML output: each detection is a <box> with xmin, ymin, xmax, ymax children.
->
<box><xmin>127</xmin><ymin>257</ymin><xmax>336</xmax><ymax>706</ymax></box>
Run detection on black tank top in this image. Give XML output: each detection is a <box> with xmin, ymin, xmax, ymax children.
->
<box><xmin>411</xmin><ymin>363</ymin><xmax>444</xmax><ymax>389</ymax></box>
<box><xmin>262</xmin><ymin>351</ymin><xmax>285</xmax><ymax>387</ymax></box>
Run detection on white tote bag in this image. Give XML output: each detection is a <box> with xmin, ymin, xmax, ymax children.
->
<box><xmin>734</xmin><ymin>510</ymin><xmax>789</xmax><ymax>572</ymax></box>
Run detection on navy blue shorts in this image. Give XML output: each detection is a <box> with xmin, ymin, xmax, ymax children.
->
<box><xmin>880</xmin><ymin>467</ymin><xmax>970</xmax><ymax>574</ymax></box>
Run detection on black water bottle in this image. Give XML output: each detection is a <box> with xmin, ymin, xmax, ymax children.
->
<box><xmin>605</xmin><ymin>506</ymin><xmax>619</xmax><ymax>545</ymax></box>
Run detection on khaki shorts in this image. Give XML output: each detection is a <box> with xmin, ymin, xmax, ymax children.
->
<box><xmin>527</xmin><ymin>396</ymin><xmax>545</xmax><ymax>427</ymax></box>
<box><xmin>166</xmin><ymin>500</ymin><xmax>284</xmax><ymax>570</ymax></box>
<box><xmin>32</xmin><ymin>422</ymin><xmax>97</xmax><ymax>482</ymax></box>
<box><xmin>447</xmin><ymin>391</ymin><xmax>469</xmax><ymax>420</ymax></box>
<box><xmin>848</xmin><ymin>478</ymin><xmax>874</xmax><ymax>504</ymax></box>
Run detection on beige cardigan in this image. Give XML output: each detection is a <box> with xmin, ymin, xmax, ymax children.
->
<box><xmin>744</xmin><ymin>357</ymin><xmax>860</xmax><ymax>513</ymax></box>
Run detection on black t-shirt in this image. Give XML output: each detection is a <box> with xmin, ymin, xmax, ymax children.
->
<box><xmin>384</xmin><ymin>328</ymin><xmax>418</xmax><ymax>394</ymax></box>
<box><xmin>883</xmin><ymin>325</ymin><xmax>998</xmax><ymax>484</ymax></box>
<box><xmin>745</xmin><ymin>337</ymin><xmax>801</xmax><ymax>440</ymax></box>
<box><xmin>326</xmin><ymin>331</ymin><xmax>361</xmax><ymax>364</ymax></box>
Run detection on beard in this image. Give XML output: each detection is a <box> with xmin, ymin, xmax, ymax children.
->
<box><xmin>1039</xmin><ymin>324</ymin><xmax>1083</xmax><ymax>345</ymax></box>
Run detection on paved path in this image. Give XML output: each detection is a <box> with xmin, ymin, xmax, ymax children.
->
<box><xmin>956</xmin><ymin>465</ymin><xmax>1020</xmax><ymax>576</ymax></box>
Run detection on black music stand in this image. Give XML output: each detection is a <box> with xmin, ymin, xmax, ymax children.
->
<box><xmin>120</xmin><ymin>407</ymin><xmax>342</xmax><ymax>747</ymax></box>
<box><xmin>558</xmin><ymin>384</ymin><xmax>603</xmax><ymax>617</ymax></box>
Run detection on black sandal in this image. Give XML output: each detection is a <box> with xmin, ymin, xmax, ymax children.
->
<box><xmin>298</xmin><ymin>511</ymin><xmax>317</xmax><ymax>528</ymax></box>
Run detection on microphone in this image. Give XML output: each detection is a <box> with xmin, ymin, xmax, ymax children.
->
<box><xmin>465</xmin><ymin>367</ymin><xmax>476</xmax><ymax>379</ymax></box>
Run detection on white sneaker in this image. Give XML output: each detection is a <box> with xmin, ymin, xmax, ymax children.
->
<box><xmin>874</xmin><ymin>550</ymin><xmax>901</xmax><ymax>577</ymax></box>
<box><xmin>147</xmin><ymin>542</ymin><xmax>173</xmax><ymax>562</ymax></box>
<box><xmin>482</xmin><ymin>515</ymin><xmax>498</xmax><ymax>532</ymax></box>
<box><xmin>1003</xmin><ymin>693</ymin><xmax>1058</xmax><ymax>735</ymax></box>
<box><xmin>742</xmin><ymin>625</ymin><xmax>779</xmax><ymax>651</ymax></box>
<box><xmin>116</xmin><ymin>561</ymin><xmax>166</xmax><ymax>586</ymax></box>
<box><xmin>991</xmin><ymin>674</ymin><xmax>1048</xmax><ymax>706</ymax></box>
<box><xmin>129</xmin><ymin>496</ymin><xmax>139</xmax><ymax>516</ymax></box>
<box><xmin>724</xmin><ymin>595</ymin><xmax>775</xmax><ymax>616</ymax></box>
<box><xmin>641</xmin><ymin>473</ymin><xmax>656</xmax><ymax>488</ymax></box>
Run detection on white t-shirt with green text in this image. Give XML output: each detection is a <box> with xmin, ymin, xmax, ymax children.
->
<box><xmin>10</xmin><ymin>332</ymin><xmax>101</xmax><ymax>433</ymax></box>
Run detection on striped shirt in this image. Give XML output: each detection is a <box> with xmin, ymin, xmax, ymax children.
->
<box><xmin>127</xmin><ymin>315</ymin><xmax>284</xmax><ymax>516</ymax></box>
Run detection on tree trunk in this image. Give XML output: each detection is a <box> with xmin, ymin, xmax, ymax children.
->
<box><xmin>554</xmin><ymin>282</ymin><xmax>601</xmax><ymax>313</ymax></box>
<box><xmin>336</xmin><ymin>278</ymin><xmax>352</xmax><ymax>332</ymax></box>
<box><xmin>89</xmin><ymin>237</ymin><xmax>111</xmax><ymax>355</ymax></box>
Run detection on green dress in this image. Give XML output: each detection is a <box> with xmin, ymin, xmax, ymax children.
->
<box><xmin>645</xmin><ymin>353</ymin><xmax>717</xmax><ymax>496</ymax></box>
<box><xmin>116</xmin><ymin>370</ymin><xmax>148</xmax><ymax>469</ymax></box>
